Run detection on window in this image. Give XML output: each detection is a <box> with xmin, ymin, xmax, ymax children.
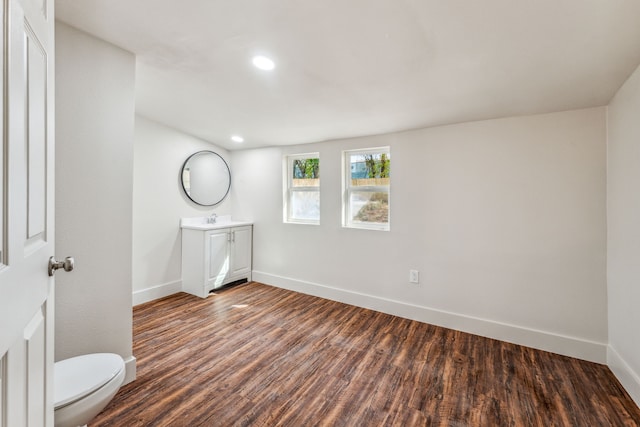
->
<box><xmin>284</xmin><ymin>153</ymin><xmax>320</xmax><ymax>224</ymax></box>
<box><xmin>343</xmin><ymin>147</ymin><xmax>390</xmax><ymax>230</ymax></box>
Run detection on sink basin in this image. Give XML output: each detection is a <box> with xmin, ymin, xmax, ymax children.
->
<box><xmin>180</xmin><ymin>216</ymin><xmax>252</xmax><ymax>230</ymax></box>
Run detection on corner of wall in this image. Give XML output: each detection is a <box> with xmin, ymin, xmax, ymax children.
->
<box><xmin>123</xmin><ymin>355</ymin><xmax>137</xmax><ymax>385</ymax></box>
<box><xmin>605</xmin><ymin>60</ymin><xmax>640</xmax><ymax>409</ymax></box>
<box><xmin>608</xmin><ymin>345</ymin><xmax>640</xmax><ymax>407</ymax></box>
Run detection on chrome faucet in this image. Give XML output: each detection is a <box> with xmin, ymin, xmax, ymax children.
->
<box><xmin>208</xmin><ymin>212</ymin><xmax>217</xmax><ymax>224</ymax></box>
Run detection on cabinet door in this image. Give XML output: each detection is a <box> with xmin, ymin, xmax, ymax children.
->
<box><xmin>208</xmin><ymin>230</ymin><xmax>229</xmax><ymax>288</ymax></box>
<box><xmin>229</xmin><ymin>226</ymin><xmax>252</xmax><ymax>278</ymax></box>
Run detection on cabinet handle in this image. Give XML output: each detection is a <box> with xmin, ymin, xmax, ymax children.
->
<box><xmin>231</xmin><ymin>231</ymin><xmax>235</xmax><ymax>242</ymax></box>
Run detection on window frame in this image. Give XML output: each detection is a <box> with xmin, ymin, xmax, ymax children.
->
<box><xmin>343</xmin><ymin>147</ymin><xmax>390</xmax><ymax>231</ymax></box>
<box><xmin>283</xmin><ymin>152</ymin><xmax>320</xmax><ymax>225</ymax></box>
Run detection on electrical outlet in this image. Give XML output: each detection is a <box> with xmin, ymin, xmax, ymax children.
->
<box><xmin>409</xmin><ymin>269</ymin><xmax>420</xmax><ymax>284</ymax></box>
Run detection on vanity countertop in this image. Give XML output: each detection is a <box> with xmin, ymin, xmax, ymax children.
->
<box><xmin>180</xmin><ymin>216</ymin><xmax>252</xmax><ymax>231</ymax></box>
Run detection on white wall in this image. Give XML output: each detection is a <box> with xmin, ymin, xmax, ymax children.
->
<box><xmin>132</xmin><ymin>116</ymin><xmax>232</xmax><ymax>304</ymax></box>
<box><xmin>607</xmin><ymin>63</ymin><xmax>640</xmax><ymax>406</ymax></box>
<box><xmin>233</xmin><ymin>107</ymin><xmax>608</xmax><ymax>362</ymax></box>
<box><xmin>55</xmin><ymin>23</ymin><xmax>136</xmax><ymax>382</ymax></box>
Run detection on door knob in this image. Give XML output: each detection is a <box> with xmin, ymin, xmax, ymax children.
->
<box><xmin>48</xmin><ymin>256</ymin><xmax>75</xmax><ymax>277</ymax></box>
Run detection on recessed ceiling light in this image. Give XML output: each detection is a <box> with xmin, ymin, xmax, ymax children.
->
<box><xmin>231</xmin><ymin>135</ymin><xmax>244</xmax><ymax>143</ymax></box>
<box><xmin>252</xmin><ymin>55</ymin><xmax>275</xmax><ymax>71</ymax></box>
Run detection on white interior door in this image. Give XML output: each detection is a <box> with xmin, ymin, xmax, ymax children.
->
<box><xmin>0</xmin><ymin>0</ymin><xmax>55</xmax><ymax>425</ymax></box>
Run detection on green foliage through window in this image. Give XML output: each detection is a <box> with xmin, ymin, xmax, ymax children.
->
<box><xmin>362</xmin><ymin>153</ymin><xmax>390</xmax><ymax>179</ymax></box>
<box><xmin>293</xmin><ymin>158</ymin><xmax>319</xmax><ymax>179</ymax></box>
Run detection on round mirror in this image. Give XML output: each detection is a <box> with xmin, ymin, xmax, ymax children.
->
<box><xmin>181</xmin><ymin>151</ymin><xmax>231</xmax><ymax>206</ymax></box>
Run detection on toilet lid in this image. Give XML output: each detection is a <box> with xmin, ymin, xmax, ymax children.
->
<box><xmin>54</xmin><ymin>353</ymin><xmax>125</xmax><ymax>409</ymax></box>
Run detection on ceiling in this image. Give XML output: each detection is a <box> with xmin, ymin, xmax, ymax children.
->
<box><xmin>55</xmin><ymin>0</ymin><xmax>640</xmax><ymax>151</ymax></box>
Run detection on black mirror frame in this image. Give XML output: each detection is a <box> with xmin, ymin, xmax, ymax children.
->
<box><xmin>180</xmin><ymin>150</ymin><xmax>231</xmax><ymax>206</ymax></box>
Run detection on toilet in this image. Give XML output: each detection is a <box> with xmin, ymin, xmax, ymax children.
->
<box><xmin>54</xmin><ymin>353</ymin><xmax>126</xmax><ymax>427</ymax></box>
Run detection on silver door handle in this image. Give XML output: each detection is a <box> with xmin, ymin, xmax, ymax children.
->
<box><xmin>48</xmin><ymin>256</ymin><xmax>74</xmax><ymax>277</ymax></box>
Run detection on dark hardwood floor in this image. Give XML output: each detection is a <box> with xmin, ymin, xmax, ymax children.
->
<box><xmin>91</xmin><ymin>282</ymin><xmax>640</xmax><ymax>426</ymax></box>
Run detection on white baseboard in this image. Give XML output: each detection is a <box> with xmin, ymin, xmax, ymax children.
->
<box><xmin>123</xmin><ymin>355</ymin><xmax>137</xmax><ymax>385</ymax></box>
<box><xmin>253</xmin><ymin>271</ymin><xmax>607</xmax><ymax>364</ymax></box>
<box><xmin>133</xmin><ymin>280</ymin><xmax>182</xmax><ymax>306</ymax></box>
<box><xmin>608</xmin><ymin>346</ymin><xmax>640</xmax><ymax>407</ymax></box>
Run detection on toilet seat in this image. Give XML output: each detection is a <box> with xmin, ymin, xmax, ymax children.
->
<box><xmin>54</xmin><ymin>353</ymin><xmax>125</xmax><ymax>409</ymax></box>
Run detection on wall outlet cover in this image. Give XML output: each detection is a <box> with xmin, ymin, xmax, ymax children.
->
<box><xmin>409</xmin><ymin>270</ymin><xmax>419</xmax><ymax>284</ymax></box>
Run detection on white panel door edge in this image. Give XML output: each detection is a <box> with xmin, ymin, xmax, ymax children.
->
<box><xmin>0</xmin><ymin>0</ymin><xmax>55</xmax><ymax>425</ymax></box>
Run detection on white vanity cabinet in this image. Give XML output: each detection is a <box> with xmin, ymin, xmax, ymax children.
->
<box><xmin>181</xmin><ymin>220</ymin><xmax>253</xmax><ymax>298</ymax></box>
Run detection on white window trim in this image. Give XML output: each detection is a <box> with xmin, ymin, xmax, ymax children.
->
<box><xmin>284</xmin><ymin>152</ymin><xmax>320</xmax><ymax>225</ymax></box>
<box><xmin>343</xmin><ymin>147</ymin><xmax>390</xmax><ymax>231</ymax></box>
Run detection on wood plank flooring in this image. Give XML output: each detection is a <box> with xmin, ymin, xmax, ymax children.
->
<box><xmin>91</xmin><ymin>282</ymin><xmax>640</xmax><ymax>426</ymax></box>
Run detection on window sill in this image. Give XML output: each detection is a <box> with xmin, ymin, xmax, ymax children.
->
<box><xmin>284</xmin><ymin>219</ymin><xmax>320</xmax><ymax>226</ymax></box>
<box><xmin>343</xmin><ymin>223</ymin><xmax>389</xmax><ymax>231</ymax></box>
